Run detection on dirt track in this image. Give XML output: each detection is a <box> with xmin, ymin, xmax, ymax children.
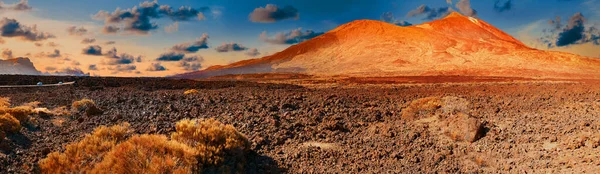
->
<box><xmin>1</xmin><ymin>75</ymin><xmax>600</xmax><ymax>173</ymax></box>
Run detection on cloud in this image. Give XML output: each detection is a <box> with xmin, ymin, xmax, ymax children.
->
<box><xmin>0</xmin><ymin>18</ymin><xmax>55</xmax><ymax>41</ymax></box>
<box><xmin>381</xmin><ymin>12</ymin><xmax>412</xmax><ymax>26</ymax></box>
<box><xmin>52</xmin><ymin>67</ymin><xmax>89</xmax><ymax>76</ymax></box>
<box><xmin>66</xmin><ymin>26</ymin><xmax>88</xmax><ymax>36</ymax></box>
<box><xmin>71</xmin><ymin>60</ymin><xmax>81</xmax><ymax>66</ymax></box>
<box><xmin>177</xmin><ymin>55</ymin><xmax>203</xmax><ymax>71</ymax></box>
<box><xmin>249</xmin><ymin>4</ymin><xmax>299</xmax><ymax>23</ymax></box>
<box><xmin>156</xmin><ymin>52</ymin><xmax>185</xmax><ymax>61</ymax></box>
<box><xmin>103</xmin><ymin>47</ymin><xmax>141</xmax><ymax>65</ymax></box>
<box><xmin>82</xmin><ymin>45</ymin><xmax>103</xmax><ymax>55</ymax></box>
<box><xmin>107</xmin><ymin>65</ymin><xmax>136</xmax><ymax>74</ymax></box>
<box><xmin>446</xmin><ymin>0</ymin><xmax>453</xmax><ymax>4</ymax></box>
<box><xmin>45</xmin><ymin>66</ymin><xmax>57</xmax><ymax>71</ymax></box>
<box><xmin>158</xmin><ymin>5</ymin><xmax>208</xmax><ymax>21</ymax></box>
<box><xmin>215</xmin><ymin>42</ymin><xmax>248</xmax><ymax>52</ymax></box>
<box><xmin>1</xmin><ymin>49</ymin><xmax>12</xmax><ymax>59</ymax></box>
<box><xmin>81</xmin><ymin>38</ymin><xmax>96</xmax><ymax>44</ymax></box>
<box><xmin>146</xmin><ymin>63</ymin><xmax>167</xmax><ymax>71</ymax></box>
<box><xmin>542</xmin><ymin>12</ymin><xmax>600</xmax><ymax>47</ymax></box>
<box><xmin>245</xmin><ymin>48</ymin><xmax>260</xmax><ymax>57</ymax></box>
<box><xmin>456</xmin><ymin>0</ymin><xmax>477</xmax><ymax>17</ymax></box>
<box><xmin>165</xmin><ymin>22</ymin><xmax>179</xmax><ymax>33</ymax></box>
<box><xmin>47</xmin><ymin>42</ymin><xmax>59</xmax><ymax>47</ymax></box>
<box><xmin>0</xmin><ymin>37</ymin><xmax>4</xmax><ymax>44</ymax></box>
<box><xmin>494</xmin><ymin>0</ymin><xmax>512</xmax><ymax>13</ymax></box>
<box><xmin>407</xmin><ymin>5</ymin><xmax>454</xmax><ymax>20</ymax></box>
<box><xmin>88</xmin><ymin>64</ymin><xmax>98</xmax><ymax>71</ymax></box>
<box><xmin>93</xmin><ymin>1</ymin><xmax>208</xmax><ymax>35</ymax></box>
<box><xmin>0</xmin><ymin>0</ymin><xmax>32</xmax><ymax>12</ymax></box>
<box><xmin>38</xmin><ymin>49</ymin><xmax>61</xmax><ymax>58</ymax></box>
<box><xmin>259</xmin><ymin>28</ymin><xmax>324</xmax><ymax>45</ymax></box>
<box><xmin>105</xmin><ymin>41</ymin><xmax>116</xmax><ymax>45</ymax></box>
<box><xmin>556</xmin><ymin>13</ymin><xmax>595</xmax><ymax>46</ymax></box>
<box><xmin>171</xmin><ymin>33</ymin><xmax>209</xmax><ymax>53</ymax></box>
<box><xmin>102</xmin><ymin>26</ymin><xmax>120</xmax><ymax>34</ymax></box>
<box><xmin>34</xmin><ymin>42</ymin><xmax>42</xmax><ymax>47</ymax></box>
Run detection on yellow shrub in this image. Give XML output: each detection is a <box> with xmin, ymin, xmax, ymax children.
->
<box><xmin>39</xmin><ymin>123</ymin><xmax>131</xmax><ymax>173</ymax></box>
<box><xmin>40</xmin><ymin>119</ymin><xmax>250</xmax><ymax>173</ymax></box>
<box><xmin>22</xmin><ymin>101</ymin><xmax>41</xmax><ymax>108</ymax></box>
<box><xmin>401</xmin><ymin>97</ymin><xmax>442</xmax><ymax>119</ymax></box>
<box><xmin>0</xmin><ymin>113</ymin><xmax>21</xmax><ymax>133</ymax></box>
<box><xmin>184</xmin><ymin>89</ymin><xmax>199</xmax><ymax>95</ymax></box>
<box><xmin>0</xmin><ymin>97</ymin><xmax>10</xmax><ymax>108</ymax></box>
<box><xmin>4</xmin><ymin>106</ymin><xmax>34</xmax><ymax>123</ymax></box>
<box><xmin>92</xmin><ymin>134</ymin><xmax>198</xmax><ymax>174</ymax></box>
<box><xmin>171</xmin><ymin>118</ymin><xmax>250</xmax><ymax>171</ymax></box>
<box><xmin>72</xmin><ymin>99</ymin><xmax>102</xmax><ymax>116</ymax></box>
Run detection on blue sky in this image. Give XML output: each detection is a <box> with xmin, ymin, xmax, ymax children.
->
<box><xmin>0</xmin><ymin>0</ymin><xmax>599</xmax><ymax>76</ymax></box>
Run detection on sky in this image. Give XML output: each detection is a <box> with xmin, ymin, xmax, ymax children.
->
<box><xmin>0</xmin><ymin>0</ymin><xmax>599</xmax><ymax>77</ymax></box>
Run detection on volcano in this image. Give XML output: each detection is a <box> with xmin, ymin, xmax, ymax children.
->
<box><xmin>175</xmin><ymin>12</ymin><xmax>600</xmax><ymax>79</ymax></box>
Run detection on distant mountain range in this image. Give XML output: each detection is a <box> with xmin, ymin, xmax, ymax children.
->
<box><xmin>175</xmin><ymin>12</ymin><xmax>600</xmax><ymax>79</ymax></box>
<box><xmin>0</xmin><ymin>57</ymin><xmax>89</xmax><ymax>76</ymax></box>
<box><xmin>0</xmin><ymin>57</ymin><xmax>41</xmax><ymax>75</ymax></box>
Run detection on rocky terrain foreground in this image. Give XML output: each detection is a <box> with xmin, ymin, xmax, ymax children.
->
<box><xmin>1</xmin><ymin>75</ymin><xmax>600</xmax><ymax>173</ymax></box>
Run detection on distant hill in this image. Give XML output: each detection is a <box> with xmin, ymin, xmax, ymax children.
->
<box><xmin>175</xmin><ymin>12</ymin><xmax>600</xmax><ymax>79</ymax></box>
<box><xmin>0</xmin><ymin>57</ymin><xmax>41</xmax><ymax>75</ymax></box>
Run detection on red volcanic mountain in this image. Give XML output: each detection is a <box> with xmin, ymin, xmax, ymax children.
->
<box><xmin>175</xmin><ymin>12</ymin><xmax>600</xmax><ymax>79</ymax></box>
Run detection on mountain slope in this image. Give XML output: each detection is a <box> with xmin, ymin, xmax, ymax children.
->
<box><xmin>0</xmin><ymin>57</ymin><xmax>41</xmax><ymax>75</ymax></box>
<box><xmin>175</xmin><ymin>12</ymin><xmax>600</xmax><ymax>79</ymax></box>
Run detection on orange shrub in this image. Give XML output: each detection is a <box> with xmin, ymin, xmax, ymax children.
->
<box><xmin>184</xmin><ymin>89</ymin><xmax>199</xmax><ymax>95</ymax></box>
<box><xmin>71</xmin><ymin>99</ymin><xmax>102</xmax><ymax>116</ymax></box>
<box><xmin>0</xmin><ymin>113</ymin><xmax>21</xmax><ymax>133</ymax></box>
<box><xmin>171</xmin><ymin>118</ymin><xmax>250</xmax><ymax>171</ymax></box>
<box><xmin>39</xmin><ymin>123</ymin><xmax>131</xmax><ymax>173</ymax></box>
<box><xmin>40</xmin><ymin>118</ymin><xmax>250</xmax><ymax>173</ymax></box>
<box><xmin>92</xmin><ymin>134</ymin><xmax>198</xmax><ymax>173</ymax></box>
<box><xmin>401</xmin><ymin>97</ymin><xmax>442</xmax><ymax>119</ymax></box>
<box><xmin>4</xmin><ymin>106</ymin><xmax>34</xmax><ymax>123</ymax></box>
<box><xmin>0</xmin><ymin>97</ymin><xmax>10</xmax><ymax>108</ymax></box>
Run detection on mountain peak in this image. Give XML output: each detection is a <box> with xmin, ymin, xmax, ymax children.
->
<box><xmin>444</xmin><ymin>12</ymin><xmax>466</xmax><ymax>19</ymax></box>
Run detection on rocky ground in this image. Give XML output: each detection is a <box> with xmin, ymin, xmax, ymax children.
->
<box><xmin>1</xmin><ymin>75</ymin><xmax>600</xmax><ymax>173</ymax></box>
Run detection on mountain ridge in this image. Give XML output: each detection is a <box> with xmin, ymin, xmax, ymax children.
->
<box><xmin>0</xmin><ymin>57</ymin><xmax>42</xmax><ymax>75</ymax></box>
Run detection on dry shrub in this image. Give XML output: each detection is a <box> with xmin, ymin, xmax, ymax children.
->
<box><xmin>39</xmin><ymin>123</ymin><xmax>131</xmax><ymax>173</ymax></box>
<box><xmin>0</xmin><ymin>113</ymin><xmax>21</xmax><ymax>133</ymax></box>
<box><xmin>51</xmin><ymin>106</ymin><xmax>71</xmax><ymax>117</ymax></box>
<box><xmin>40</xmin><ymin>119</ymin><xmax>250</xmax><ymax>173</ymax></box>
<box><xmin>172</xmin><ymin>118</ymin><xmax>250</xmax><ymax>171</ymax></box>
<box><xmin>0</xmin><ymin>97</ymin><xmax>9</xmax><ymax>108</ymax></box>
<box><xmin>184</xmin><ymin>89</ymin><xmax>199</xmax><ymax>95</ymax></box>
<box><xmin>441</xmin><ymin>96</ymin><xmax>470</xmax><ymax>114</ymax></box>
<box><xmin>22</xmin><ymin>101</ymin><xmax>41</xmax><ymax>108</ymax></box>
<box><xmin>3</xmin><ymin>106</ymin><xmax>34</xmax><ymax>123</ymax></box>
<box><xmin>72</xmin><ymin>99</ymin><xmax>103</xmax><ymax>116</ymax></box>
<box><xmin>92</xmin><ymin>134</ymin><xmax>198</xmax><ymax>173</ymax></box>
<box><xmin>401</xmin><ymin>97</ymin><xmax>442</xmax><ymax>119</ymax></box>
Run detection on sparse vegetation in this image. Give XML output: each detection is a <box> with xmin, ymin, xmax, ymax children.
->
<box><xmin>71</xmin><ymin>99</ymin><xmax>103</xmax><ymax>116</ymax></box>
<box><xmin>40</xmin><ymin>118</ymin><xmax>250</xmax><ymax>173</ymax></box>
<box><xmin>39</xmin><ymin>123</ymin><xmax>132</xmax><ymax>173</ymax></box>
<box><xmin>172</xmin><ymin>118</ymin><xmax>251</xmax><ymax>171</ymax></box>
<box><xmin>93</xmin><ymin>134</ymin><xmax>198</xmax><ymax>173</ymax></box>
<box><xmin>0</xmin><ymin>113</ymin><xmax>21</xmax><ymax>134</ymax></box>
<box><xmin>184</xmin><ymin>89</ymin><xmax>199</xmax><ymax>95</ymax></box>
<box><xmin>401</xmin><ymin>97</ymin><xmax>442</xmax><ymax>119</ymax></box>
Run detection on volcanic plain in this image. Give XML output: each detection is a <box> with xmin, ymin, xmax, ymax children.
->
<box><xmin>1</xmin><ymin>75</ymin><xmax>599</xmax><ymax>173</ymax></box>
